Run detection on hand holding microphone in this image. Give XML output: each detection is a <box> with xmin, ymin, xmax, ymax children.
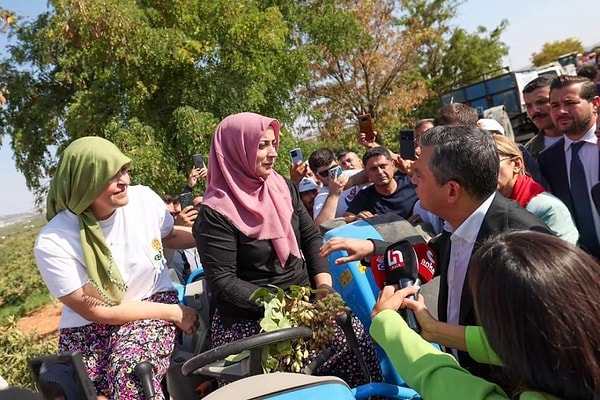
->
<box><xmin>380</xmin><ymin>239</ymin><xmax>438</xmax><ymax>333</ymax></box>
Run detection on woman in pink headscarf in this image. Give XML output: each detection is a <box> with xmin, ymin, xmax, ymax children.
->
<box><xmin>193</xmin><ymin>112</ymin><xmax>381</xmax><ymax>387</ymax></box>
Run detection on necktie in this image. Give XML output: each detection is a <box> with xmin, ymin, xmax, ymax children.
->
<box><xmin>570</xmin><ymin>142</ymin><xmax>600</xmax><ymax>256</ymax></box>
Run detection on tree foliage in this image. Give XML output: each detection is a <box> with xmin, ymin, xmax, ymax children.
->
<box><xmin>531</xmin><ymin>38</ymin><xmax>584</xmax><ymax>67</ymax></box>
<box><xmin>1</xmin><ymin>0</ymin><xmax>511</xmax><ymax>199</ymax></box>
<box><xmin>297</xmin><ymin>0</ymin><xmax>428</xmax><ymax>148</ymax></box>
<box><xmin>398</xmin><ymin>0</ymin><xmax>508</xmax><ymax>118</ymax></box>
<box><xmin>1</xmin><ymin>0</ymin><xmax>309</xmax><ymax>201</ymax></box>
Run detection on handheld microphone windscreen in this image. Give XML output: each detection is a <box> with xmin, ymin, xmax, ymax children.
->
<box><xmin>412</xmin><ymin>242</ymin><xmax>438</xmax><ymax>284</ymax></box>
<box><xmin>369</xmin><ymin>255</ymin><xmax>387</xmax><ymax>289</ymax></box>
<box><xmin>383</xmin><ymin>240</ymin><xmax>418</xmax><ymax>284</ymax></box>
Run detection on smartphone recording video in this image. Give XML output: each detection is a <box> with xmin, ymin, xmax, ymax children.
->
<box><xmin>290</xmin><ymin>148</ymin><xmax>304</xmax><ymax>164</ymax></box>
<box><xmin>192</xmin><ymin>154</ymin><xmax>205</xmax><ymax>169</ymax></box>
<box><xmin>328</xmin><ymin>166</ymin><xmax>343</xmax><ymax>180</ymax></box>
<box><xmin>399</xmin><ymin>129</ymin><xmax>416</xmax><ymax>161</ymax></box>
<box><xmin>29</xmin><ymin>351</ymin><xmax>97</xmax><ymax>400</ymax></box>
<box><xmin>179</xmin><ymin>192</ymin><xmax>194</xmax><ymax>209</ymax></box>
<box><xmin>358</xmin><ymin>114</ymin><xmax>375</xmax><ymax>142</ymax></box>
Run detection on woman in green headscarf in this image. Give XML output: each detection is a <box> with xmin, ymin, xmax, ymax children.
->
<box><xmin>34</xmin><ymin>136</ymin><xmax>199</xmax><ymax>399</ymax></box>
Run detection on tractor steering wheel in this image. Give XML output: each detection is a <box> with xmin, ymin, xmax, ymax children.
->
<box><xmin>181</xmin><ymin>326</ymin><xmax>312</xmax><ymax>380</ymax></box>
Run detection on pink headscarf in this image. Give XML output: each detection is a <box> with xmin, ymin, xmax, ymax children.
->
<box><xmin>202</xmin><ymin>112</ymin><xmax>301</xmax><ymax>266</ymax></box>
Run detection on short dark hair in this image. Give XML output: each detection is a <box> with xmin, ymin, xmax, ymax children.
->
<box><xmin>308</xmin><ymin>148</ymin><xmax>336</xmax><ymax>173</ymax></box>
<box><xmin>522</xmin><ymin>76</ymin><xmax>552</xmax><ymax>94</ymax></box>
<box><xmin>414</xmin><ymin>118</ymin><xmax>434</xmax><ymax>131</ymax></box>
<box><xmin>434</xmin><ymin>103</ymin><xmax>478</xmax><ymax>126</ymax></box>
<box><xmin>362</xmin><ymin>146</ymin><xmax>392</xmax><ymax>166</ymax></box>
<box><xmin>419</xmin><ymin>125</ymin><xmax>498</xmax><ymax>199</ymax></box>
<box><xmin>470</xmin><ymin>230</ymin><xmax>600</xmax><ymax>398</ymax></box>
<box><xmin>160</xmin><ymin>194</ymin><xmax>179</xmax><ymax>204</ymax></box>
<box><xmin>577</xmin><ymin>64</ymin><xmax>598</xmax><ymax>80</ymax></box>
<box><xmin>550</xmin><ymin>75</ymin><xmax>598</xmax><ymax>100</ymax></box>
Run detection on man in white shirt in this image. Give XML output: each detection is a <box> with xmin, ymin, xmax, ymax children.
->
<box><xmin>411</xmin><ymin>125</ymin><xmax>550</xmax><ymax>379</ymax></box>
<box><xmin>308</xmin><ymin>148</ymin><xmax>368</xmax><ymax>227</ymax></box>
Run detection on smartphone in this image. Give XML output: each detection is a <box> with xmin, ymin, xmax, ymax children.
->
<box><xmin>358</xmin><ymin>113</ymin><xmax>375</xmax><ymax>142</ymax></box>
<box><xmin>290</xmin><ymin>148</ymin><xmax>304</xmax><ymax>164</ymax></box>
<box><xmin>192</xmin><ymin>154</ymin><xmax>205</xmax><ymax>169</ymax></box>
<box><xmin>29</xmin><ymin>351</ymin><xmax>97</xmax><ymax>400</ymax></box>
<box><xmin>399</xmin><ymin>129</ymin><xmax>415</xmax><ymax>161</ymax></box>
<box><xmin>179</xmin><ymin>192</ymin><xmax>194</xmax><ymax>209</ymax></box>
<box><xmin>328</xmin><ymin>165</ymin><xmax>343</xmax><ymax>180</ymax></box>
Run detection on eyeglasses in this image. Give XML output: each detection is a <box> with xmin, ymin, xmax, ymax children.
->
<box><xmin>317</xmin><ymin>165</ymin><xmax>337</xmax><ymax>178</ymax></box>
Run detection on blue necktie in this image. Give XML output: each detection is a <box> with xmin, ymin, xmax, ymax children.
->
<box><xmin>570</xmin><ymin>141</ymin><xmax>600</xmax><ymax>256</ymax></box>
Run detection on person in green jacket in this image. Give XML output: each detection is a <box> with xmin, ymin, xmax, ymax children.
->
<box><xmin>370</xmin><ymin>230</ymin><xmax>600</xmax><ymax>399</ymax></box>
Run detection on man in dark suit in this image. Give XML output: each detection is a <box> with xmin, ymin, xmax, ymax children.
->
<box><xmin>411</xmin><ymin>125</ymin><xmax>550</xmax><ymax>381</ymax></box>
<box><xmin>538</xmin><ymin>75</ymin><xmax>600</xmax><ymax>258</ymax></box>
<box><xmin>321</xmin><ymin>125</ymin><xmax>551</xmax><ymax>386</ymax></box>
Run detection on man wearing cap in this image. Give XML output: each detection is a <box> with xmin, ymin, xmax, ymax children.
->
<box><xmin>298</xmin><ymin>177</ymin><xmax>321</xmax><ymax>219</ymax></box>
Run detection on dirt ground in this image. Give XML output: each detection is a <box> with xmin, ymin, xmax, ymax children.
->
<box><xmin>16</xmin><ymin>302</ymin><xmax>62</xmax><ymax>336</ymax></box>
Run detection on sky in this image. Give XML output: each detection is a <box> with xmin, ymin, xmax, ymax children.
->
<box><xmin>0</xmin><ymin>0</ymin><xmax>598</xmax><ymax>216</ymax></box>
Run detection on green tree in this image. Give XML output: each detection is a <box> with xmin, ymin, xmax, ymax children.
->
<box><xmin>1</xmin><ymin>0</ymin><xmax>310</xmax><ymax>201</ymax></box>
<box><xmin>531</xmin><ymin>38</ymin><xmax>584</xmax><ymax>67</ymax></box>
<box><xmin>297</xmin><ymin>0</ymin><xmax>429</xmax><ymax>150</ymax></box>
<box><xmin>398</xmin><ymin>0</ymin><xmax>508</xmax><ymax>118</ymax></box>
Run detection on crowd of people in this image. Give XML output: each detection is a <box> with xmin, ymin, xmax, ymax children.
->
<box><xmin>23</xmin><ymin>67</ymin><xmax>600</xmax><ymax>400</ymax></box>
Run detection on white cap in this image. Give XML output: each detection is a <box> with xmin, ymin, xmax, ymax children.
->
<box><xmin>477</xmin><ymin>118</ymin><xmax>505</xmax><ymax>135</ymax></box>
<box><xmin>299</xmin><ymin>178</ymin><xmax>320</xmax><ymax>193</ymax></box>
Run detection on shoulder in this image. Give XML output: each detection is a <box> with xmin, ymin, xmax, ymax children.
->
<box><xmin>538</xmin><ymin>138</ymin><xmax>564</xmax><ymax>161</ymax></box>
<box><xmin>489</xmin><ymin>195</ymin><xmax>549</xmax><ymax>230</ymax></box>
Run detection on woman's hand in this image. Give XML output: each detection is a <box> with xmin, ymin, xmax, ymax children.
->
<box><xmin>371</xmin><ymin>285</ymin><xmax>419</xmax><ymax>318</ymax></box>
<box><xmin>319</xmin><ymin>238</ymin><xmax>375</xmax><ymax>264</ymax></box>
<box><xmin>174</xmin><ymin>304</ymin><xmax>200</xmax><ymax>336</ymax></box>
<box><xmin>404</xmin><ymin>293</ymin><xmax>440</xmax><ymax>343</ymax></box>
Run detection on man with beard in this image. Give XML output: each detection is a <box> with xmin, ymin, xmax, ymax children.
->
<box><xmin>343</xmin><ymin>146</ymin><xmax>417</xmax><ymax>222</ymax></box>
<box><xmin>538</xmin><ymin>75</ymin><xmax>600</xmax><ymax>258</ymax></box>
<box><xmin>523</xmin><ymin>77</ymin><xmax>564</xmax><ymax>159</ymax></box>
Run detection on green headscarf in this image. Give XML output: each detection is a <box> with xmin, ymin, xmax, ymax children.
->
<box><xmin>46</xmin><ymin>136</ymin><xmax>132</xmax><ymax>305</ymax></box>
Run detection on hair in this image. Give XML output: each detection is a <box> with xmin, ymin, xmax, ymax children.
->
<box><xmin>577</xmin><ymin>64</ymin><xmax>598</xmax><ymax>81</ymax></box>
<box><xmin>550</xmin><ymin>75</ymin><xmax>598</xmax><ymax>100</ymax></box>
<box><xmin>337</xmin><ymin>150</ymin><xmax>351</xmax><ymax>160</ymax></box>
<box><xmin>419</xmin><ymin>125</ymin><xmax>498</xmax><ymax>199</ymax></box>
<box><xmin>414</xmin><ymin>118</ymin><xmax>434</xmax><ymax>131</ymax></box>
<box><xmin>361</xmin><ymin>146</ymin><xmax>392</xmax><ymax>166</ymax></box>
<box><xmin>493</xmin><ymin>134</ymin><xmax>525</xmax><ymax>175</ymax></box>
<box><xmin>522</xmin><ymin>76</ymin><xmax>552</xmax><ymax>94</ymax></box>
<box><xmin>434</xmin><ymin>103</ymin><xmax>479</xmax><ymax>126</ymax></box>
<box><xmin>469</xmin><ymin>230</ymin><xmax>600</xmax><ymax>398</ymax></box>
<box><xmin>160</xmin><ymin>194</ymin><xmax>179</xmax><ymax>204</ymax></box>
<box><xmin>308</xmin><ymin>148</ymin><xmax>336</xmax><ymax>173</ymax></box>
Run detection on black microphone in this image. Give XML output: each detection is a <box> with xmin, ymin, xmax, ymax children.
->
<box><xmin>384</xmin><ymin>240</ymin><xmax>421</xmax><ymax>333</ymax></box>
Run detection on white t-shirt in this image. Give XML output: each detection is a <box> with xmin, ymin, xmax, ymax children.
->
<box><xmin>34</xmin><ymin>185</ymin><xmax>176</xmax><ymax>328</ymax></box>
<box><xmin>313</xmin><ymin>169</ymin><xmax>366</xmax><ymax>218</ymax></box>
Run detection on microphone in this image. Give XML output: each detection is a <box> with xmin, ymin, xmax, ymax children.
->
<box><xmin>383</xmin><ymin>239</ymin><xmax>438</xmax><ymax>333</ymax></box>
<box><xmin>370</xmin><ymin>239</ymin><xmax>438</xmax><ymax>289</ymax></box>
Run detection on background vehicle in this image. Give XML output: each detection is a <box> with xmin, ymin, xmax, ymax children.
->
<box><xmin>439</xmin><ymin>63</ymin><xmax>566</xmax><ymax>143</ymax></box>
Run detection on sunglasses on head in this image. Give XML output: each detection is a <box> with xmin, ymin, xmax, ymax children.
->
<box><xmin>318</xmin><ymin>166</ymin><xmax>337</xmax><ymax>178</ymax></box>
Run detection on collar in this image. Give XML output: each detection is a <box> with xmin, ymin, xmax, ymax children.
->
<box><xmin>449</xmin><ymin>192</ymin><xmax>496</xmax><ymax>243</ymax></box>
<box><xmin>563</xmin><ymin>126</ymin><xmax>597</xmax><ymax>151</ymax></box>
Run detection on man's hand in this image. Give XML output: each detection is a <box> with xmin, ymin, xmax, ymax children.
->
<box><xmin>187</xmin><ymin>166</ymin><xmax>207</xmax><ymax>188</ymax></box>
<box><xmin>290</xmin><ymin>160</ymin><xmax>307</xmax><ymax>185</ymax></box>
<box><xmin>328</xmin><ymin>173</ymin><xmax>348</xmax><ymax>196</ymax></box>
<box><xmin>319</xmin><ymin>237</ymin><xmax>375</xmax><ymax>264</ymax></box>
<box><xmin>175</xmin><ymin>206</ymin><xmax>198</xmax><ymax>227</ymax></box>
<box><xmin>357</xmin><ymin>131</ymin><xmax>379</xmax><ymax>150</ymax></box>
